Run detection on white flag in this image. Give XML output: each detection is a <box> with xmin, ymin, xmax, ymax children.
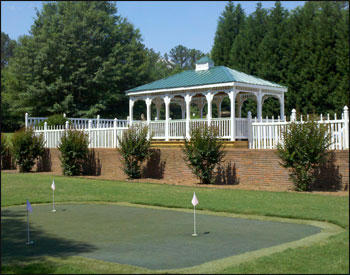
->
<box><xmin>26</xmin><ymin>199</ymin><xmax>33</xmax><ymax>212</ymax></box>
<box><xmin>191</xmin><ymin>192</ymin><xmax>198</xmax><ymax>206</ymax></box>
<box><xmin>51</xmin><ymin>180</ymin><xmax>55</xmax><ymax>191</ymax></box>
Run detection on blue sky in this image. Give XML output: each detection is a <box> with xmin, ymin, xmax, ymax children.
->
<box><xmin>1</xmin><ymin>1</ymin><xmax>305</xmax><ymax>56</ymax></box>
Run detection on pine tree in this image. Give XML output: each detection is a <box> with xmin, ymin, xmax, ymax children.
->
<box><xmin>211</xmin><ymin>1</ymin><xmax>245</xmax><ymax>66</ymax></box>
<box><xmin>229</xmin><ymin>3</ymin><xmax>268</xmax><ymax>75</ymax></box>
<box><xmin>256</xmin><ymin>1</ymin><xmax>289</xmax><ymax>84</ymax></box>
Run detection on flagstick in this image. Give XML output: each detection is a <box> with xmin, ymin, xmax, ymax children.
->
<box><xmin>26</xmin><ymin>209</ymin><xmax>33</xmax><ymax>245</ymax></box>
<box><xmin>52</xmin><ymin>188</ymin><xmax>56</xmax><ymax>212</ymax></box>
<box><xmin>192</xmin><ymin>205</ymin><xmax>198</xmax><ymax>237</ymax></box>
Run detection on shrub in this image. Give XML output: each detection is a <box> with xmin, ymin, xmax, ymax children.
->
<box><xmin>182</xmin><ymin>125</ymin><xmax>226</xmax><ymax>184</ymax></box>
<box><xmin>117</xmin><ymin>124</ymin><xmax>152</xmax><ymax>179</ymax></box>
<box><xmin>58</xmin><ymin>130</ymin><xmax>89</xmax><ymax>176</ymax></box>
<box><xmin>1</xmin><ymin>133</ymin><xmax>8</xmax><ymax>169</ymax></box>
<box><xmin>37</xmin><ymin>114</ymin><xmax>69</xmax><ymax>127</ymax></box>
<box><xmin>276</xmin><ymin>119</ymin><xmax>332</xmax><ymax>191</ymax></box>
<box><xmin>1</xmin><ymin>133</ymin><xmax>8</xmax><ymax>156</ymax></box>
<box><xmin>11</xmin><ymin>128</ymin><xmax>45</xmax><ymax>172</ymax></box>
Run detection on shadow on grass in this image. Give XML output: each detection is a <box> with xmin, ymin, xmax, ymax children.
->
<box><xmin>1</xmin><ymin>260</ymin><xmax>59</xmax><ymax>275</ymax></box>
<box><xmin>1</xmin><ymin>209</ymin><xmax>96</xmax><ymax>260</ymax></box>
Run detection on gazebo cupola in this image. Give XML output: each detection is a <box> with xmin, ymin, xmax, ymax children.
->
<box><xmin>195</xmin><ymin>56</ymin><xmax>214</xmax><ymax>71</ymax></box>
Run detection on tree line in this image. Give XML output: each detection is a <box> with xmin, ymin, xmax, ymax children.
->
<box><xmin>1</xmin><ymin>1</ymin><xmax>349</xmax><ymax>132</ymax></box>
<box><xmin>212</xmin><ymin>1</ymin><xmax>349</xmax><ymax>117</ymax></box>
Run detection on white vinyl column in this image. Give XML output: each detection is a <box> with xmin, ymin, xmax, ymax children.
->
<box><xmin>280</xmin><ymin>93</ymin><xmax>285</xmax><ymax>121</ymax></box>
<box><xmin>229</xmin><ymin>90</ymin><xmax>236</xmax><ymax>141</ymax></box>
<box><xmin>145</xmin><ymin>97</ymin><xmax>152</xmax><ymax>124</ymax></box>
<box><xmin>257</xmin><ymin>90</ymin><xmax>262</xmax><ymax>122</ymax></box>
<box><xmin>129</xmin><ymin>98</ymin><xmax>134</xmax><ymax>126</ymax></box>
<box><xmin>205</xmin><ymin>91</ymin><xmax>213</xmax><ymax>126</ymax></box>
<box><xmin>145</xmin><ymin>97</ymin><xmax>152</xmax><ymax>140</ymax></box>
<box><xmin>185</xmin><ymin>94</ymin><xmax>192</xmax><ymax>139</ymax></box>
<box><xmin>164</xmin><ymin>96</ymin><xmax>171</xmax><ymax>141</ymax></box>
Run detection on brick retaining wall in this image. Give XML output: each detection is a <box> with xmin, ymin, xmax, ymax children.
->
<box><xmin>31</xmin><ymin>148</ymin><xmax>349</xmax><ymax>191</ymax></box>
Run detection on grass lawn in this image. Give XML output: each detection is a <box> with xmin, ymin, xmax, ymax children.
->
<box><xmin>1</xmin><ymin>172</ymin><xmax>349</xmax><ymax>274</ymax></box>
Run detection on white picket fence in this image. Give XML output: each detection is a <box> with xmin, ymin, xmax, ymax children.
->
<box><xmin>25</xmin><ymin>113</ymin><xmax>128</xmax><ymax>129</ymax></box>
<box><xmin>33</xmin><ymin>120</ymin><xmax>128</xmax><ymax>148</ymax></box>
<box><xmin>250</xmin><ymin>107</ymin><xmax>349</xmax><ymax>150</ymax></box>
<box><xmin>29</xmin><ymin>106</ymin><xmax>349</xmax><ymax>150</ymax></box>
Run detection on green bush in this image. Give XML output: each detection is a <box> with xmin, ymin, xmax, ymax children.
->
<box><xmin>276</xmin><ymin>120</ymin><xmax>332</xmax><ymax>191</ymax></box>
<box><xmin>37</xmin><ymin>114</ymin><xmax>69</xmax><ymax>127</ymax></box>
<box><xmin>11</xmin><ymin>128</ymin><xmax>45</xmax><ymax>172</ymax></box>
<box><xmin>1</xmin><ymin>133</ymin><xmax>8</xmax><ymax>169</ymax></box>
<box><xmin>58</xmin><ymin>130</ymin><xmax>89</xmax><ymax>176</ymax></box>
<box><xmin>1</xmin><ymin>133</ymin><xmax>8</xmax><ymax>156</ymax></box>
<box><xmin>117</xmin><ymin>124</ymin><xmax>152</xmax><ymax>179</ymax></box>
<box><xmin>182</xmin><ymin>125</ymin><xmax>226</xmax><ymax>184</ymax></box>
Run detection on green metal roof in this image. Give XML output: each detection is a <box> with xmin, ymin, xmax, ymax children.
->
<box><xmin>196</xmin><ymin>56</ymin><xmax>213</xmax><ymax>64</ymax></box>
<box><xmin>127</xmin><ymin>66</ymin><xmax>286</xmax><ymax>93</ymax></box>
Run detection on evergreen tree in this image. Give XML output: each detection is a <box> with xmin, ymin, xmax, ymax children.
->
<box><xmin>256</xmin><ymin>1</ymin><xmax>289</xmax><ymax>84</ymax></box>
<box><xmin>211</xmin><ymin>1</ymin><xmax>245</xmax><ymax>66</ymax></box>
<box><xmin>229</xmin><ymin>3</ymin><xmax>268</xmax><ymax>75</ymax></box>
<box><xmin>1</xmin><ymin>32</ymin><xmax>18</xmax><ymax>132</ymax></box>
<box><xmin>164</xmin><ymin>45</ymin><xmax>205</xmax><ymax>70</ymax></box>
<box><xmin>283</xmin><ymin>2</ymin><xmax>349</xmax><ymax>115</ymax></box>
<box><xmin>3</xmin><ymin>1</ymin><xmax>149</xmax><ymax>127</ymax></box>
<box><xmin>1</xmin><ymin>32</ymin><xmax>17</xmax><ymax>69</ymax></box>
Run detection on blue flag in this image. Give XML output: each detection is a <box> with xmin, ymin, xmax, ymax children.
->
<box><xmin>26</xmin><ymin>199</ymin><xmax>33</xmax><ymax>212</ymax></box>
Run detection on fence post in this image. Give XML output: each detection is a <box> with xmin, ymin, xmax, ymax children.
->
<box><xmin>247</xmin><ymin>111</ymin><xmax>252</xmax><ymax>148</ymax></box>
<box><xmin>291</xmin><ymin>109</ymin><xmax>297</xmax><ymax>122</ymax></box>
<box><xmin>44</xmin><ymin>122</ymin><xmax>48</xmax><ymax>148</ymax></box>
<box><xmin>344</xmin><ymin>106</ymin><xmax>349</xmax><ymax>149</ymax></box>
<box><xmin>88</xmin><ymin>120</ymin><xmax>92</xmax><ymax>148</ymax></box>
<box><xmin>65</xmin><ymin>121</ymin><xmax>69</xmax><ymax>130</ymax></box>
<box><xmin>97</xmin><ymin>115</ymin><xmax>100</xmax><ymax>128</ymax></box>
<box><xmin>25</xmin><ymin>113</ymin><xmax>28</xmax><ymax>128</ymax></box>
<box><xmin>114</xmin><ymin>118</ymin><xmax>118</xmax><ymax>148</ymax></box>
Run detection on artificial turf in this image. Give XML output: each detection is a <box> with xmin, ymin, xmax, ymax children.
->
<box><xmin>2</xmin><ymin>203</ymin><xmax>322</xmax><ymax>270</ymax></box>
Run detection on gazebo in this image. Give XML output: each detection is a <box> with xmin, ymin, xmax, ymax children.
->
<box><xmin>126</xmin><ymin>57</ymin><xmax>287</xmax><ymax>141</ymax></box>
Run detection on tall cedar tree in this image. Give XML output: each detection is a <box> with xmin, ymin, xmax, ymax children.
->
<box><xmin>229</xmin><ymin>3</ymin><xmax>268</xmax><ymax>76</ymax></box>
<box><xmin>1</xmin><ymin>32</ymin><xmax>17</xmax><ymax>131</ymax></box>
<box><xmin>3</xmin><ymin>1</ymin><xmax>149</xmax><ymax>126</ymax></box>
<box><xmin>211</xmin><ymin>1</ymin><xmax>245</xmax><ymax>66</ymax></box>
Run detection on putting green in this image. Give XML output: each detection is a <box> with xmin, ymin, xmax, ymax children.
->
<box><xmin>2</xmin><ymin>203</ymin><xmax>323</xmax><ymax>270</ymax></box>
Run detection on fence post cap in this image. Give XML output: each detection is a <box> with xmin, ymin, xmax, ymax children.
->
<box><xmin>344</xmin><ymin>106</ymin><xmax>348</xmax><ymax>111</ymax></box>
<box><xmin>114</xmin><ymin>117</ymin><xmax>118</xmax><ymax>121</ymax></box>
<box><xmin>97</xmin><ymin>115</ymin><xmax>100</xmax><ymax>119</ymax></box>
<box><xmin>292</xmin><ymin>109</ymin><xmax>296</xmax><ymax>113</ymax></box>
